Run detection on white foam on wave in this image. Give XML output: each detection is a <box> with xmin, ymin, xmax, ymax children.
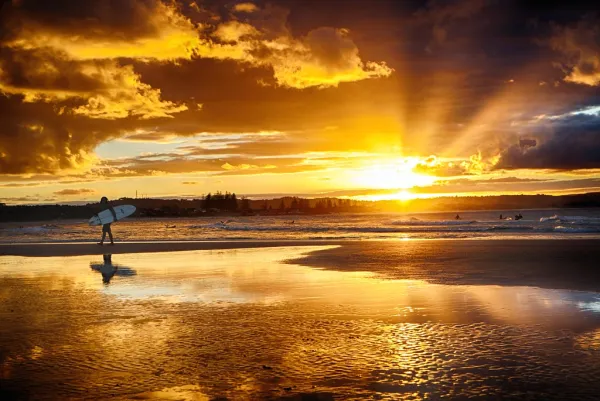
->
<box><xmin>390</xmin><ymin>220</ymin><xmax>477</xmax><ymax>226</ymax></box>
<box><xmin>188</xmin><ymin>223</ymin><xmax>539</xmax><ymax>234</ymax></box>
<box><xmin>553</xmin><ymin>226</ymin><xmax>600</xmax><ymax>233</ymax></box>
<box><xmin>540</xmin><ymin>215</ymin><xmax>600</xmax><ymax>224</ymax></box>
<box><xmin>540</xmin><ymin>214</ymin><xmax>560</xmax><ymax>223</ymax></box>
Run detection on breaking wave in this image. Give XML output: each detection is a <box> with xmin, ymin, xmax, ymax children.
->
<box><xmin>391</xmin><ymin>219</ymin><xmax>477</xmax><ymax>226</ymax></box>
<box><xmin>540</xmin><ymin>215</ymin><xmax>600</xmax><ymax>224</ymax></box>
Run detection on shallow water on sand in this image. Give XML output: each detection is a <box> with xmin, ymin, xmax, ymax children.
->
<box><xmin>2</xmin><ymin>246</ymin><xmax>600</xmax><ymax>399</ymax></box>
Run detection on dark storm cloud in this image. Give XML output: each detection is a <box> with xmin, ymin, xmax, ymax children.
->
<box><xmin>0</xmin><ymin>47</ymin><xmax>110</xmax><ymax>93</ymax></box>
<box><xmin>496</xmin><ymin>113</ymin><xmax>600</xmax><ymax>170</ymax></box>
<box><xmin>548</xmin><ymin>14</ymin><xmax>600</xmax><ymax>86</ymax></box>
<box><xmin>0</xmin><ymin>0</ymin><xmax>169</xmax><ymax>42</ymax></box>
<box><xmin>0</xmin><ymin>95</ymin><xmax>90</xmax><ymax>174</ymax></box>
<box><xmin>0</xmin><ymin>93</ymin><xmax>157</xmax><ymax>174</ymax></box>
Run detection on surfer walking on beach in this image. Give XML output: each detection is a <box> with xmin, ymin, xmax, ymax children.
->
<box><xmin>96</xmin><ymin>197</ymin><xmax>117</xmax><ymax>246</ymax></box>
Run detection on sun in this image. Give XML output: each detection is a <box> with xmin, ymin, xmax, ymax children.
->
<box><xmin>351</xmin><ymin>158</ymin><xmax>436</xmax><ymax>190</ymax></box>
<box><xmin>356</xmin><ymin>189</ymin><xmax>418</xmax><ymax>202</ymax></box>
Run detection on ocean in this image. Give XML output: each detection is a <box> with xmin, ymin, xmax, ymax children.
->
<box><xmin>2</xmin><ymin>208</ymin><xmax>600</xmax><ymax>242</ymax></box>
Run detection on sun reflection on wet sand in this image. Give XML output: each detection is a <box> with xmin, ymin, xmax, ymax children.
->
<box><xmin>2</xmin><ymin>246</ymin><xmax>600</xmax><ymax>399</ymax></box>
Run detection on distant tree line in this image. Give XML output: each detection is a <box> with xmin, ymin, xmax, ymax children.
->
<box><xmin>2</xmin><ymin>192</ymin><xmax>600</xmax><ymax>222</ymax></box>
<box><xmin>203</xmin><ymin>192</ymin><xmax>238</xmax><ymax>211</ymax></box>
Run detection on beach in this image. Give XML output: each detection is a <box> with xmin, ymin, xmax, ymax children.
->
<box><xmin>0</xmin><ymin>240</ymin><xmax>346</xmax><ymax>257</ymax></box>
<box><xmin>2</xmin><ymin>239</ymin><xmax>600</xmax><ymax>399</ymax></box>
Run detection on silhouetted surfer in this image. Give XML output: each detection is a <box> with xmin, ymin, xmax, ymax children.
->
<box><xmin>515</xmin><ymin>213</ymin><xmax>523</xmax><ymax>221</ymax></box>
<box><xmin>95</xmin><ymin>197</ymin><xmax>117</xmax><ymax>245</ymax></box>
<box><xmin>455</xmin><ymin>214</ymin><xmax>460</xmax><ymax>220</ymax></box>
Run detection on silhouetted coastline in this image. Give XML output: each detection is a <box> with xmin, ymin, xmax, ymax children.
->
<box><xmin>2</xmin><ymin>192</ymin><xmax>600</xmax><ymax>223</ymax></box>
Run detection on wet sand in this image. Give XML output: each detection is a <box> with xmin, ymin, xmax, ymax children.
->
<box><xmin>287</xmin><ymin>239</ymin><xmax>600</xmax><ymax>292</ymax></box>
<box><xmin>3</xmin><ymin>239</ymin><xmax>600</xmax><ymax>292</ymax></box>
<box><xmin>0</xmin><ymin>240</ymin><xmax>346</xmax><ymax>257</ymax></box>
<box><xmin>2</xmin><ymin>242</ymin><xmax>600</xmax><ymax>399</ymax></box>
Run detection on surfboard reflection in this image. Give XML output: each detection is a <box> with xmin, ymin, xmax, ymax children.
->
<box><xmin>89</xmin><ymin>254</ymin><xmax>137</xmax><ymax>285</ymax></box>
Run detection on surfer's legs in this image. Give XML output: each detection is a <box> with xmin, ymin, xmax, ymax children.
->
<box><xmin>104</xmin><ymin>223</ymin><xmax>114</xmax><ymax>245</ymax></box>
<box><xmin>99</xmin><ymin>231</ymin><xmax>106</xmax><ymax>245</ymax></box>
<box><xmin>100</xmin><ymin>224</ymin><xmax>114</xmax><ymax>245</ymax></box>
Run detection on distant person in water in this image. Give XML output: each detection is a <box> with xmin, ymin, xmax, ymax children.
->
<box><xmin>455</xmin><ymin>214</ymin><xmax>460</xmax><ymax>220</ymax></box>
<box><xmin>515</xmin><ymin>213</ymin><xmax>523</xmax><ymax>221</ymax></box>
<box><xmin>96</xmin><ymin>197</ymin><xmax>117</xmax><ymax>245</ymax></box>
<box><xmin>499</xmin><ymin>214</ymin><xmax>503</xmax><ymax>220</ymax></box>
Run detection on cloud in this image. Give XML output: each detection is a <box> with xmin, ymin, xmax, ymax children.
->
<box><xmin>413</xmin><ymin>0</ymin><xmax>488</xmax><ymax>52</ymax></box>
<box><xmin>2</xmin><ymin>0</ymin><xmax>391</xmax><ymax>91</ymax></box>
<box><xmin>90</xmin><ymin>148</ymin><xmax>334</xmax><ymax>178</ymax></box>
<box><xmin>2</xmin><ymin>0</ymin><xmax>201</xmax><ymax>61</ymax></box>
<box><xmin>0</xmin><ymin>1</ymin><xmax>190</xmax><ymax>119</ymax></box>
<box><xmin>0</xmin><ymin>50</ymin><xmax>188</xmax><ymax>119</ymax></box>
<box><xmin>3</xmin><ymin>0</ymin><xmax>600</xmax><ymax>186</ymax></box>
<box><xmin>496</xmin><ymin>132</ymin><xmax>600</xmax><ymax>170</ymax></box>
<box><xmin>120</xmin><ymin>131</ymin><xmax>184</xmax><ymax>143</ymax></box>
<box><xmin>192</xmin><ymin>6</ymin><xmax>393</xmax><ymax>88</ymax></box>
<box><xmin>213</xmin><ymin>21</ymin><xmax>260</xmax><ymax>42</ymax></box>
<box><xmin>233</xmin><ymin>3</ymin><xmax>259</xmax><ymax>13</ymax></box>
<box><xmin>0</xmin><ymin>95</ymin><xmax>102</xmax><ymax>174</ymax></box>
<box><xmin>413</xmin><ymin>153</ymin><xmax>492</xmax><ymax>177</ymax></box>
<box><xmin>0</xmin><ymin>0</ymin><xmax>394</xmax><ymax>177</ymax></box>
<box><xmin>306</xmin><ymin>177</ymin><xmax>600</xmax><ymax>198</ymax></box>
<box><xmin>550</xmin><ymin>16</ymin><xmax>600</xmax><ymax>86</ymax></box>
<box><xmin>71</xmin><ymin>64</ymin><xmax>188</xmax><ymax>119</ymax></box>
<box><xmin>495</xmin><ymin>113</ymin><xmax>600</xmax><ymax>170</ymax></box>
<box><xmin>0</xmin><ymin>182</ymin><xmax>41</xmax><ymax>188</ymax></box>
<box><xmin>271</xmin><ymin>27</ymin><xmax>393</xmax><ymax>89</ymax></box>
<box><xmin>0</xmin><ymin>195</ymin><xmax>42</xmax><ymax>203</ymax></box>
<box><xmin>53</xmin><ymin>188</ymin><xmax>96</xmax><ymax>196</ymax></box>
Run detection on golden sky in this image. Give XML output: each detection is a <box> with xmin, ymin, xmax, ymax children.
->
<box><xmin>1</xmin><ymin>0</ymin><xmax>600</xmax><ymax>204</ymax></box>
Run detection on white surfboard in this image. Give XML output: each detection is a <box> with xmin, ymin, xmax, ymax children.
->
<box><xmin>88</xmin><ymin>205</ymin><xmax>136</xmax><ymax>226</ymax></box>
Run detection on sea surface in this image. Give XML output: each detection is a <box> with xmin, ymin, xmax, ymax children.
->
<box><xmin>2</xmin><ymin>208</ymin><xmax>600</xmax><ymax>243</ymax></box>
<box><xmin>2</xmin><ymin>244</ymin><xmax>600</xmax><ymax>400</ymax></box>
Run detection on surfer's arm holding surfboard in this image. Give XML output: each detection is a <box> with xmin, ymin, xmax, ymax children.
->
<box><xmin>89</xmin><ymin>205</ymin><xmax>136</xmax><ymax>226</ymax></box>
<box><xmin>108</xmin><ymin>205</ymin><xmax>117</xmax><ymax>221</ymax></box>
<box><xmin>92</xmin><ymin>204</ymin><xmax>117</xmax><ymax>223</ymax></box>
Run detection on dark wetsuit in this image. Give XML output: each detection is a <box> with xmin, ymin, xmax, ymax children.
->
<box><xmin>100</xmin><ymin>204</ymin><xmax>117</xmax><ymax>229</ymax></box>
<box><xmin>98</xmin><ymin>203</ymin><xmax>117</xmax><ymax>244</ymax></box>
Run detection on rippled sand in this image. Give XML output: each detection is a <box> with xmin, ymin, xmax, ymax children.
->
<box><xmin>2</xmin><ymin>244</ymin><xmax>600</xmax><ymax>400</ymax></box>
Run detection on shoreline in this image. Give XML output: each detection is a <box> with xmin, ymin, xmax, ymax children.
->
<box><xmin>1</xmin><ymin>237</ymin><xmax>599</xmax><ymax>258</ymax></box>
<box><xmin>0</xmin><ymin>239</ymin><xmax>349</xmax><ymax>257</ymax></box>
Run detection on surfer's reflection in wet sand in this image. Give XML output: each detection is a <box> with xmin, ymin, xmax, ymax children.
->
<box><xmin>89</xmin><ymin>254</ymin><xmax>137</xmax><ymax>285</ymax></box>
